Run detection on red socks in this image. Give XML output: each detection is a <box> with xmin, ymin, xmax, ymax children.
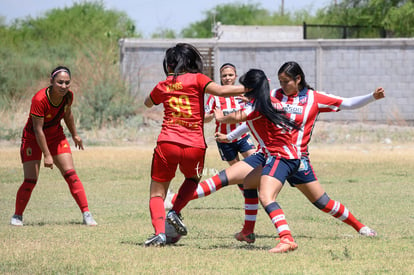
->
<box><xmin>149</xmin><ymin>196</ymin><xmax>165</xmax><ymax>235</ymax></box>
<box><xmin>265</xmin><ymin>202</ymin><xmax>294</xmax><ymax>241</ymax></box>
<box><xmin>241</xmin><ymin>189</ymin><xmax>259</xmax><ymax>235</ymax></box>
<box><xmin>63</xmin><ymin>169</ymin><xmax>89</xmax><ymax>212</ymax></box>
<box><xmin>172</xmin><ymin>178</ymin><xmax>199</xmax><ymax>214</ymax></box>
<box><xmin>314</xmin><ymin>193</ymin><xmax>364</xmax><ymax>232</ymax></box>
<box><xmin>14</xmin><ymin>178</ymin><xmax>37</xmax><ymax>215</ymax></box>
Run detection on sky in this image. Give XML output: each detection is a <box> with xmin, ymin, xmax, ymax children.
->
<box><xmin>0</xmin><ymin>0</ymin><xmax>331</xmax><ymax>37</ymax></box>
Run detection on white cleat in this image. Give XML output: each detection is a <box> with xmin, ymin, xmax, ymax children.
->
<box><xmin>10</xmin><ymin>215</ymin><xmax>23</xmax><ymax>226</ymax></box>
<box><xmin>82</xmin><ymin>211</ymin><xmax>97</xmax><ymax>226</ymax></box>
<box><xmin>359</xmin><ymin>226</ymin><xmax>377</xmax><ymax>237</ymax></box>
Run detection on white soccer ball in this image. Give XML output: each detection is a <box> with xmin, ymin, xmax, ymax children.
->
<box><xmin>165</xmin><ymin>220</ymin><xmax>182</xmax><ymax>244</ymax></box>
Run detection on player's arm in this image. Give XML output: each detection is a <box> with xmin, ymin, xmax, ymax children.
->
<box><xmin>204</xmin><ymin>113</ymin><xmax>214</xmax><ymax>123</ymax></box>
<box><xmin>32</xmin><ymin>116</ymin><xmax>54</xmax><ymax>169</ymax></box>
<box><xmin>340</xmin><ymin>87</ymin><xmax>385</xmax><ymax>110</ymax></box>
<box><xmin>144</xmin><ymin>95</ymin><xmax>154</xmax><ymax>108</ymax></box>
<box><xmin>205</xmin><ymin>82</ymin><xmax>248</xmax><ymax>97</ymax></box>
<box><xmin>64</xmin><ymin>106</ymin><xmax>84</xmax><ymax>150</ymax></box>
<box><xmin>215</xmin><ymin>123</ymin><xmax>249</xmax><ymax>143</ymax></box>
<box><xmin>214</xmin><ymin>108</ymin><xmax>246</xmax><ymax>124</ymax></box>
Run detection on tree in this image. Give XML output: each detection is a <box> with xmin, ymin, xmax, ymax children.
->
<box><xmin>318</xmin><ymin>0</ymin><xmax>414</xmax><ymax>37</ymax></box>
<box><xmin>181</xmin><ymin>2</ymin><xmax>307</xmax><ymax>38</ymax></box>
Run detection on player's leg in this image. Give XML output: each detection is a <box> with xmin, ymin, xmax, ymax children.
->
<box><xmin>11</xmin><ymin>139</ymin><xmax>42</xmax><ymax>226</ymax></box>
<box><xmin>292</xmin><ymin>157</ymin><xmax>377</xmax><ymax>237</ymax></box>
<box><xmin>145</xmin><ymin>142</ymin><xmax>179</xmax><ymax>246</ymax></box>
<box><xmin>53</xmin><ymin>138</ymin><xmax>96</xmax><ymax>226</ymax></box>
<box><xmin>260</xmin><ymin>157</ymin><xmax>300</xmax><ymax>253</ymax></box>
<box><xmin>234</xmin><ymin>165</ymin><xmax>261</xmax><ymax>243</ymax></box>
<box><xmin>297</xmin><ymin>181</ymin><xmax>377</xmax><ymax>236</ymax></box>
<box><xmin>166</xmin><ymin>145</ymin><xmax>205</xmax><ymax>236</ymax></box>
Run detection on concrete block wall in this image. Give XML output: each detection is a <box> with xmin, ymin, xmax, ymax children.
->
<box><xmin>119</xmin><ymin>38</ymin><xmax>414</xmax><ymax>124</ymax></box>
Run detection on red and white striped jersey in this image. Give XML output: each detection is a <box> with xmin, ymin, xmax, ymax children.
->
<box><xmin>271</xmin><ymin>88</ymin><xmax>344</xmax><ymax>156</ymax></box>
<box><xmin>205</xmin><ymin>95</ymin><xmax>248</xmax><ymax>142</ymax></box>
<box><xmin>243</xmin><ymin>98</ymin><xmax>299</xmax><ymax>160</ymax></box>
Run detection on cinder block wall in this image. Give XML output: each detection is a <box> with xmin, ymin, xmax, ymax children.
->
<box><xmin>119</xmin><ymin>38</ymin><xmax>414</xmax><ymax>124</ymax></box>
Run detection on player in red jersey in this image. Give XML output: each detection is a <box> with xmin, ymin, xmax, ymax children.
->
<box><xmin>164</xmin><ymin>63</ymin><xmax>256</xmax><ymax>209</ymax></box>
<box><xmin>10</xmin><ymin>66</ymin><xmax>97</xmax><ymax>227</ymax></box>
<box><xmin>143</xmin><ymin>43</ymin><xmax>249</xmax><ymax>247</ymax></box>
<box><xmin>227</xmin><ymin>61</ymin><xmax>384</xmax><ymax>244</ymax></box>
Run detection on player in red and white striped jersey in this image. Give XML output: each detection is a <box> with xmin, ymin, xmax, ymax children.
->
<box><xmin>205</xmin><ymin>63</ymin><xmax>255</xmax><ymax>164</ymax></box>
<box><xmin>234</xmin><ymin>61</ymin><xmax>384</xmax><ymax>243</ymax></box>
<box><xmin>214</xmin><ymin>69</ymin><xmax>302</xmax><ymax>253</ymax></box>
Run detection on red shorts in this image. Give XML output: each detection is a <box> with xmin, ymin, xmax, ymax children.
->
<box><xmin>151</xmin><ymin>142</ymin><xmax>206</xmax><ymax>182</ymax></box>
<box><xmin>20</xmin><ymin>136</ymin><xmax>72</xmax><ymax>163</ymax></box>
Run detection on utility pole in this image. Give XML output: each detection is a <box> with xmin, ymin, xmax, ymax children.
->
<box><xmin>281</xmin><ymin>0</ymin><xmax>284</xmax><ymax>16</ymax></box>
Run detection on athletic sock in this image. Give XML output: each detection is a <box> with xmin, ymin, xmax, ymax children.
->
<box><xmin>313</xmin><ymin>192</ymin><xmax>364</xmax><ymax>232</ymax></box>
<box><xmin>15</xmin><ymin>178</ymin><xmax>37</xmax><ymax>216</ymax></box>
<box><xmin>192</xmin><ymin>170</ymin><xmax>228</xmax><ymax>199</ymax></box>
<box><xmin>265</xmin><ymin>202</ymin><xmax>294</xmax><ymax>241</ymax></box>
<box><xmin>172</xmin><ymin>178</ymin><xmax>199</xmax><ymax>214</ymax></box>
<box><xmin>149</xmin><ymin>196</ymin><xmax>165</xmax><ymax>235</ymax></box>
<box><xmin>63</xmin><ymin>169</ymin><xmax>89</xmax><ymax>212</ymax></box>
<box><xmin>241</xmin><ymin>189</ymin><xmax>259</xmax><ymax>235</ymax></box>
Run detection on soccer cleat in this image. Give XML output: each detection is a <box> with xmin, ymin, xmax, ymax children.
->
<box><xmin>235</xmin><ymin>231</ymin><xmax>256</xmax><ymax>244</ymax></box>
<box><xmin>164</xmin><ymin>189</ymin><xmax>174</xmax><ymax>211</ymax></box>
<box><xmin>166</xmin><ymin>210</ymin><xmax>187</xmax><ymax>236</ymax></box>
<box><xmin>359</xmin><ymin>226</ymin><xmax>377</xmax><ymax>237</ymax></box>
<box><xmin>144</xmin><ymin>233</ymin><xmax>167</xmax><ymax>247</ymax></box>
<box><xmin>82</xmin><ymin>211</ymin><xmax>97</xmax><ymax>226</ymax></box>
<box><xmin>268</xmin><ymin>237</ymin><xmax>298</xmax><ymax>253</ymax></box>
<box><xmin>10</xmin><ymin>214</ymin><xmax>23</xmax><ymax>226</ymax></box>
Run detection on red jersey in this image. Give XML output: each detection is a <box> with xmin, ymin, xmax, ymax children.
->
<box><xmin>205</xmin><ymin>95</ymin><xmax>248</xmax><ymax>142</ymax></box>
<box><xmin>22</xmin><ymin>87</ymin><xmax>73</xmax><ymax>141</ymax></box>
<box><xmin>149</xmin><ymin>73</ymin><xmax>212</xmax><ymax>149</ymax></box>
<box><xmin>272</xmin><ymin>88</ymin><xmax>343</xmax><ymax>156</ymax></box>
<box><xmin>243</xmin><ymin>98</ymin><xmax>299</xmax><ymax>160</ymax></box>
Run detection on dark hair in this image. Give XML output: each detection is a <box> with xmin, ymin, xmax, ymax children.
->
<box><xmin>220</xmin><ymin>63</ymin><xmax>236</xmax><ymax>72</ymax></box>
<box><xmin>51</xmin><ymin>66</ymin><xmax>71</xmax><ymax>80</ymax></box>
<box><xmin>278</xmin><ymin>61</ymin><xmax>313</xmax><ymax>90</ymax></box>
<box><xmin>163</xmin><ymin>43</ymin><xmax>204</xmax><ymax>79</ymax></box>
<box><xmin>240</xmin><ymin>69</ymin><xmax>300</xmax><ymax>131</ymax></box>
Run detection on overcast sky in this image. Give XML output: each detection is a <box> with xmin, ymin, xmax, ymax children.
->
<box><xmin>0</xmin><ymin>0</ymin><xmax>331</xmax><ymax>37</ymax></box>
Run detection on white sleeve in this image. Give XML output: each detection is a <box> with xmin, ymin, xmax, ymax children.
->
<box><xmin>340</xmin><ymin>92</ymin><xmax>376</xmax><ymax>110</ymax></box>
<box><xmin>226</xmin><ymin>123</ymin><xmax>250</xmax><ymax>141</ymax></box>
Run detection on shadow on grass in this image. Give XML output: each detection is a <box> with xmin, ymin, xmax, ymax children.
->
<box><xmin>22</xmin><ymin>220</ymin><xmax>84</xmax><ymax>226</ymax></box>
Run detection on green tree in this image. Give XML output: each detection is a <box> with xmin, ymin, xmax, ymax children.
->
<box><xmin>0</xmin><ymin>1</ymin><xmax>140</xmax><ymax>130</ymax></box>
<box><xmin>181</xmin><ymin>2</ymin><xmax>309</xmax><ymax>38</ymax></box>
<box><xmin>318</xmin><ymin>0</ymin><xmax>414</xmax><ymax>37</ymax></box>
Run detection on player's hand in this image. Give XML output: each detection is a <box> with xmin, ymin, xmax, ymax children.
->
<box><xmin>215</xmin><ymin>132</ymin><xmax>229</xmax><ymax>143</ymax></box>
<box><xmin>73</xmin><ymin>135</ymin><xmax>84</xmax><ymax>150</ymax></box>
<box><xmin>373</xmin><ymin>87</ymin><xmax>385</xmax><ymax>100</ymax></box>
<box><xmin>214</xmin><ymin>108</ymin><xmax>224</xmax><ymax>122</ymax></box>
<box><xmin>44</xmin><ymin>154</ymin><xmax>54</xmax><ymax>169</ymax></box>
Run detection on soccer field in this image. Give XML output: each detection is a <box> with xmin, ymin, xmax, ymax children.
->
<box><xmin>1</xmin><ymin>143</ymin><xmax>413</xmax><ymax>274</ymax></box>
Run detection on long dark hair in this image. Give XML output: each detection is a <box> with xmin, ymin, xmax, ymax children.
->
<box><xmin>163</xmin><ymin>43</ymin><xmax>204</xmax><ymax>80</ymax></box>
<box><xmin>278</xmin><ymin>61</ymin><xmax>314</xmax><ymax>91</ymax></box>
<box><xmin>240</xmin><ymin>69</ymin><xmax>300</xmax><ymax>131</ymax></box>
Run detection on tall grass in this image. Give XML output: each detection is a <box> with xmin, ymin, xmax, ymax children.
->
<box><xmin>1</xmin><ymin>142</ymin><xmax>413</xmax><ymax>274</ymax></box>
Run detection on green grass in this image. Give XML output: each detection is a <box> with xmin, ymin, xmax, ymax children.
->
<box><xmin>1</xmin><ymin>143</ymin><xmax>413</xmax><ymax>274</ymax></box>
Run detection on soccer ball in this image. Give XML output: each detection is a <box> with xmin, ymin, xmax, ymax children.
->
<box><xmin>165</xmin><ymin>220</ymin><xmax>182</xmax><ymax>244</ymax></box>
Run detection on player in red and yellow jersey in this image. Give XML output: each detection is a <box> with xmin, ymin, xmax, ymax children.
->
<box><xmin>143</xmin><ymin>43</ymin><xmax>248</xmax><ymax>246</ymax></box>
<box><xmin>10</xmin><ymin>66</ymin><xmax>97</xmax><ymax>227</ymax></box>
